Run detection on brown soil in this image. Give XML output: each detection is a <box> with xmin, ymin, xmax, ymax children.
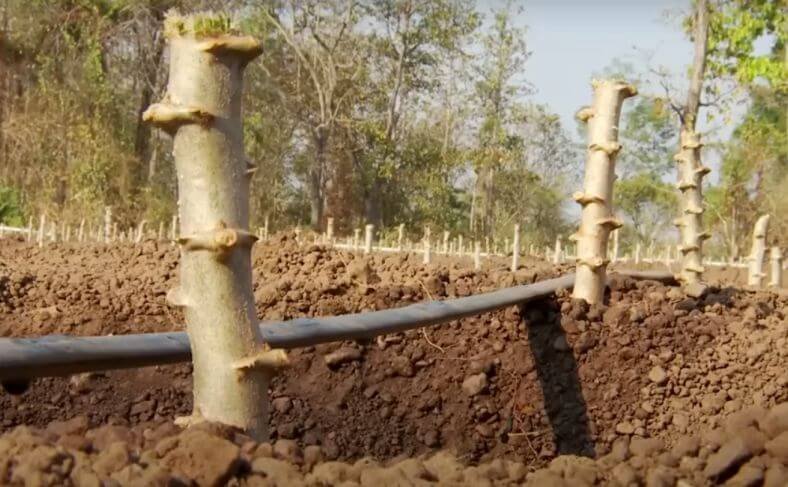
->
<box><xmin>0</xmin><ymin>234</ymin><xmax>785</xmax><ymax>485</ymax></box>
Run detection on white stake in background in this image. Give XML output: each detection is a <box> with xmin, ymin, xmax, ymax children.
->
<box><xmin>511</xmin><ymin>224</ymin><xmax>520</xmax><ymax>272</ymax></box>
<box><xmin>364</xmin><ymin>224</ymin><xmax>373</xmax><ymax>254</ymax></box>
<box><xmin>769</xmin><ymin>246</ymin><xmax>782</xmax><ymax>288</ymax></box>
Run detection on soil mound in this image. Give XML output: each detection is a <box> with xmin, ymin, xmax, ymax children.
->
<box><xmin>0</xmin><ymin>234</ymin><xmax>785</xmax><ymax>481</ymax></box>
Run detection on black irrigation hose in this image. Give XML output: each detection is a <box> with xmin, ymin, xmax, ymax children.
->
<box><xmin>0</xmin><ymin>270</ymin><xmax>674</xmax><ymax>383</ymax></box>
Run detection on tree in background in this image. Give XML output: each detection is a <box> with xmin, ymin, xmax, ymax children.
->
<box><xmin>468</xmin><ymin>2</ymin><xmax>530</xmax><ymax>237</ymax></box>
<box><xmin>704</xmin><ymin>0</ymin><xmax>786</xmax><ymax>254</ymax></box>
<box><xmin>257</xmin><ymin>0</ymin><xmax>365</xmax><ymax>231</ymax></box>
<box><xmin>0</xmin><ymin>0</ymin><xmax>576</xmax><ymax>241</ymax></box>
<box><xmin>350</xmin><ymin>0</ymin><xmax>479</xmax><ymax>230</ymax></box>
<box><xmin>0</xmin><ymin>0</ymin><xmax>235</xmax><ymax>228</ymax></box>
<box><xmin>614</xmin><ymin>97</ymin><xmax>678</xmax><ymax>249</ymax></box>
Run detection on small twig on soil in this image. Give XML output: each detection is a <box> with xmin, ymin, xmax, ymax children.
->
<box><xmin>335</xmin><ymin>250</ymin><xmax>348</xmax><ymax>269</ymax></box>
<box><xmin>416</xmin><ymin>279</ymin><xmax>434</xmax><ymax>300</ymax></box>
<box><xmin>432</xmin><ymin>356</ymin><xmax>472</xmax><ymax>361</ymax></box>
<box><xmin>421</xmin><ymin>328</ymin><xmax>445</xmax><ymax>353</ymax></box>
<box><xmin>511</xmin><ymin>430</ymin><xmax>540</xmax><ymax>461</ymax></box>
<box><xmin>415</xmin><ymin>279</ymin><xmax>445</xmax><ymax>353</ymax></box>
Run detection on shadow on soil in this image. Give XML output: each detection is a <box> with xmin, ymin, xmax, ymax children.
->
<box><xmin>521</xmin><ymin>296</ymin><xmax>595</xmax><ymax>457</ymax></box>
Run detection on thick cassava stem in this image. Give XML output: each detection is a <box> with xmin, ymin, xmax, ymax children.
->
<box><xmin>170</xmin><ymin>215</ymin><xmax>178</xmax><ymax>241</ymax></box>
<box><xmin>572</xmin><ymin>79</ymin><xmax>635</xmax><ymax>304</ymax></box>
<box><xmin>474</xmin><ymin>241</ymin><xmax>481</xmax><ymax>270</ymax></box>
<box><xmin>635</xmin><ymin>242</ymin><xmax>641</xmax><ymax>264</ymax></box>
<box><xmin>674</xmin><ymin>130</ymin><xmax>710</xmax><ymax>284</ymax></box>
<box><xmin>353</xmin><ymin>228</ymin><xmax>360</xmax><ymax>250</ymax></box>
<box><xmin>770</xmin><ymin>247</ymin><xmax>782</xmax><ymax>288</ymax></box>
<box><xmin>144</xmin><ymin>13</ymin><xmax>284</xmax><ymax>439</ymax></box>
<box><xmin>397</xmin><ymin>224</ymin><xmax>404</xmax><ymax>251</ymax></box>
<box><xmin>746</xmin><ymin>215</ymin><xmax>770</xmax><ymax>287</ymax></box>
<box><xmin>611</xmin><ymin>228</ymin><xmax>619</xmax><ymax>263</ymax></box>
<box><xmin>443</xmin><ymin>231</ymin><xmax>449</xmax><ymax>254</ymax></box>
<box><xmin>458</xmin><ymin>235</ymin><xmax>464</xmax><ymax>257</ymax></box>
<box><xmin>511</xmin><ymin>224</ymin><xmax>520</xmax><ymax>272</ymax></box>
<box><xmin>364</xmin><ymin>224</ymin><xmax>373</xmax><ymax>254</ymax></box>
<box><xmin>263</xmin><ymin>214</ymin><xmax>269</xmax><ymax>240</ymax></box>
<box><xmin>158</xmin><ymin>221</ymin><xmax>165</xmax><ymax>241</ymax></box>
<box><xmin>26</xmin><ymin>218</ymin><xmax>33</xmax><ymax>242</ymax></box>
<box><xmin>78</xmin><ymin>219</ymin><xmax>85</xmax><ymax>242</ymax></box>
<box><xmin>423</xmin><ymin>237</ymin><xmax>431</xmax><ymax>264</ymax></box>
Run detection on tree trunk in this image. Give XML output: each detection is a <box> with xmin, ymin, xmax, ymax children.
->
<box><xmin>309</xmin><ymin>131</ymin><xmax>327</xmax><ymax>231</ymax></box>
<box><xmin>143</xmin><ymin>14</ymin><xmax>285</xmax><ymax>439</ymax></box>
<box><xmin>363</xmin><ymin>177</ymin><xmax>383</xmax><ymax>229</ymax></box>
<box><xmin>469</xmin><ymin>179</ymin><xmax>477</xmax><ymax>233</ymax></box>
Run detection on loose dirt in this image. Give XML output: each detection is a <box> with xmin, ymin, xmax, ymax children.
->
<box><xmin>0</xmin><ymin>234</ymin><xmax>785</xmax><ymax>485</ymax></box>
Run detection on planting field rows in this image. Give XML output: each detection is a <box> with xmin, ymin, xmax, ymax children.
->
<box><xmin>0</xmin><ymin>235</ymin><xmax>785</xmax><ymax>485</ymax></box>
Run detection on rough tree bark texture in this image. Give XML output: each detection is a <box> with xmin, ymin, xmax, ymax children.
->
<box><xmin>143</xmin><ymin>13</ymin><xmax>286</xmax><ymax>439</ymax></box>
<box><xmin>571</xmin><ymin>80</ymin><xmax>636</xmax><ymax>304</ymax></box>
<box><xmin>611</xmin><ymin>228</ymin><xmax>619</xmax><ymax>263</ymax></box>
<box><xmin>675</xmin><ymin>0</ymin><xmax>710</xmax><ymax>285</ymax></box>
<box><xmin>746</xmin><ymin>215</ymin><xmax>769</xmax><ymax>287</ymax></box>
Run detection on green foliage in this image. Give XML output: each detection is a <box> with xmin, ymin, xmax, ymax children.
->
<box><xmin>0</xmin><ymin>187</ymin><xmax>25</xmax><ymax>226</ymax></box>
<box><xmin>615</xmin><ymin>173</ymin><xmax>677</xmax><ymax>247</ymax></box>
<box><xmin>164</xmin><ymin>11</ymin><xmax>234</xmax><ymax>38</ymax></box>
<box><xmin>714</xmin><ymin>85</ymin><xmax>787</xmax><ymax>247</ymax></box>
<box><xmin>619</xmin><ymin>97</ymin><xmax>677</xmax><ymax>177</ymax></box>
<box><xmin>707</xmin><ymin>0</ymin><xmax>787</xmax><ymax>91</ymax></box>
<box><xmin>0</xmin><ymin>0</ymin><xmax>576</xmax><ymax>239</ymax></box>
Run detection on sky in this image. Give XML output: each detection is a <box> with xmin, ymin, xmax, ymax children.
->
<box><xmin>517</xmin><ymin>0</ymin><xmax>692</xmax><ymax>130</ymax></box>
<box><xmin>476</xmin><ymin>0</ymin><xmax>765</xmax><ymax>183</ymax></box>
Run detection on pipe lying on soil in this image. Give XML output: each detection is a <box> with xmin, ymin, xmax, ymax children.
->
<box><xmin>0</xmin><ymin>271</ymin><xmax>675</xmax><ymax>383</ymax></box>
